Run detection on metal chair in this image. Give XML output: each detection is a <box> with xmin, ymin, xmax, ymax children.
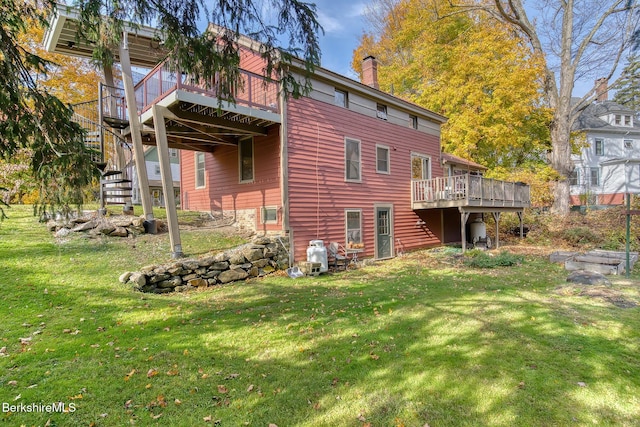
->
<box><xmin>328</xmin><ymin>242</ymin><xmax>349</xmax><ymax>270</ymax></box>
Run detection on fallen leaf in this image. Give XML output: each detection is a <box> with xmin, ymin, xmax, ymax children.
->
<box><xmin>166</xmin><ymin>369</ymin><xmax>179</xmax><ymax>376</ymax></box>
<box><xmin>151</xmin><ymin>413</ymin><xmax>162</xmax><ymax>419</ymax></box>
<box><xmin>225</xmin><ymin>373</ymin><xmax>239</xmax><ymax>380</ymax></box>
<box><xmin>201</xmin><ymin>373</ymin><xmax>209</xmax><ymax>379</ymax></box>
<box><xmin>174</xmin><ymin>398</ymin><xmax>182</xmax><ymax>405</ymax></box>
<box><xmin>147</xmin><ymin>369</ymin><xmax>158</xmax><ymax>378</ymax></box>
<box><xmin>370</xmin><ymin>353</ymin><xmax>380</xmax><ymax>360</ymax></box>
<box><xmin>124</xmin><ymin>399</ymin><xmax>133</xmax><ymax>408</ymax></box>
<box><xmin>124</xmin><ymin>369</ymin><xmax>136</xmax><ymax>381</ymax></box>
<box><xmin>7</xmin><ymin>380</ymin><xmax>17</xmax><ymax>386</ymax></box>
<box><xmin>577</xmin><ymin>382</ymin><xmax>587</xmax><ymax>387</ymax></box>
<box><xmin>217</xmin><ymin>385</ymin><xmax>228</xmax><ymax>394</ymax></box>
<box><xmin>247</xmin><ymin>384</ymin><xmax>254</xmax><ymax>392</ymax></box>
<box><xmin>145</xmin><ymin>384</ymin><xmax>152</xmax><ymax>389</ymax></box>
<box><xmin>204</xmin><ymin>415</ymin><xmax>212</xmax><ymax>422</ymax></box>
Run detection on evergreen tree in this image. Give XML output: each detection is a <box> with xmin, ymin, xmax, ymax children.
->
<box><xmin>614</xmin><ymin>56</ymin><xmax>640</xmax><ymax>112</ymax></box>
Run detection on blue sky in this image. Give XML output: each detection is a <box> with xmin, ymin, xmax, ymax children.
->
<box><xmin>312</xmin><ymin>0</ymin><xmax>370</xmax><ymax>80</ymax></box>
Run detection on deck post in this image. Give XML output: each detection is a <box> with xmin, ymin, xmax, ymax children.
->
<box><xmin>119</xmin><ymin>32</ymin><xmax>156</xmax><ymax>231</ymax></box>
<box><xmin>151</xmin><ymin>105</ymin><xmax>183</xmax><ymax>258</ymax></box>
<box><xmin>517</xmin><ymin>211</ymin><xmax>524</xmax><ymax>238</ymax></box>
<box><xmin>492</xmin><ymin>212</ymin><xmax>501</xmax><ymax>249</ymax></box>
<box><xmin>460</xmin><ymin>210</ymin><xmax>470</xmax><ymax>252</ymax></box>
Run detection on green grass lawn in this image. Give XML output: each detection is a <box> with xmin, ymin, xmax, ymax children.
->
<box><xmin>1</xmin><ymin>205</ymin><xmax>639</xmax><ymax>426</ymax></box>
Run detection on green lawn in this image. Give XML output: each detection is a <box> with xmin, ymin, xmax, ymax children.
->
<box><xmin>1</xmin><ymin>206</ymin><xmax>639</xmax><ymax>426</ymax></box>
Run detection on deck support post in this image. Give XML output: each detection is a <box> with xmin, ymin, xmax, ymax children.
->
<box><xmin>151</xmin><ymin>105</ymin><xmax>183</xmax><ymax>258</ymax></box>
<box><xmin>460</xmin><ymin>210</ymin><xmax>471</xmax><ymax>252</ymax></box>
<box><xmin>517</xmin><ymin>211</ymin><xmax>524</xmax><ymax>238</ymax></box>
<box><xmin>119</xmin><ymin>32</ymin><xmax>155</xmax><ymax>231</ymax></box>
<box><xmin>492</xmin><ymin>212</ymin><xmax>501</xmax><ymax>249</ymax></box>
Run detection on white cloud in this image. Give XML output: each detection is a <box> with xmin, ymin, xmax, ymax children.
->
<box><xmin>316</xmin><ymin>9</ymin><xmax>344</xmax><ymax>33</ymax></box>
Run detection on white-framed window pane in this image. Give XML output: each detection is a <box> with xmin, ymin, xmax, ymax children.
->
<box><xmin>376</xmin><ymin>146</ymin><xmax>390</xmax><ymax>174</ymax></box>
<box><xmin>594</xmin><ymin>139</ymin><xmax>604</xmax><ymax>155</ymax></box>
<box><xmin>154</xmin><ymin>164</ymin><xmax>161</xmax><ymax>175</ymax></box>
<box><xmin>409</xmin><ymin>114</ymin><xmax>418</xmax><ymax>129</ymax></box>
<box><xmin>195</xmin><ymin>152</ymin><xmax>205</xmax><ymax>188</ymax></box>
<box><xmin>239</xmin><ymin>138</ymin><xmax>254</xmax><ymax>182</ymax></box>
<box><xmin>346</xmin><ymin>210</ymin><xmax>362</xmax><ymax>246</ymax></box>
<box><xmin>569</xmin><ymin>170</ymin><xmax>579</xmax><ymax>186</ymax></box>
<box><xmin>169</xmin><ymin>148</ymin><xmax>178</xmax><ymax>158</ymax></box>
<box><xmin>345</xmin><ymin>138</ymin><xmax>361</xmax><ymax>181</ymax></box>
<box><xmin>334</xmin><ymin>89</ymin><xmax>347</xmax><ymax>108</ymax></box>
<box><xmin>590</xmin><ymin>168</ymin><xmax>600</xmax><ymax>186</ymax></box>
<box><xmin>376</xmin><ymin>103</ymin><xmax>387</xmax><ymax>120</ymax></box>
<box><xmin>261</xmin><ymin>207</ymin><xmax>278</xmax><ymax>224</ymax></box>
<box><xmin>624</xmin><ymin>139</ymin><xmax>633</xmax><ymax>149</ymax></box>
<box><xmin>411</xmin><ymin>155</ymin><xmax>430</xmax><ymax>180</ymax></box>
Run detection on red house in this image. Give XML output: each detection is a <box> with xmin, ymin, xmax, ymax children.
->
<box><xmin>45</xmin><ymin>13</ymin><xmax>530</xmax><ymax>262</ymax></box>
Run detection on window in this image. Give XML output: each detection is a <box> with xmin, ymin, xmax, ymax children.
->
<box><xmin>345</xmin><ymin>138</ymin><xmax>361</xmax><ymax>181</ymax></box>
<box><xmin>615</xmin><ymin>115</ymin><xmax>622</xmax><ymax>125</ymax></box>
<box><xmin>625</xmin><ymin>115</ymin><xmax>632</xmax><ymax>126</ymax></box>
<box><xmin>624</xmin><ymin>139</ymin><xmax>633</xmax><ymax>149</ymax></box>
<box><xmin>239</xmin><ymin>138</ymin><xmax>254</xmax><ymax>183</ymax></box>
<box><xmin>345</xmin><ymin>210</ymin><xmax>362</xmax><ymax>247</ymax></box>
<box><xmin>569</xmin><ymin>170</ymin><xmax>579</xmax><ymax>186</ymax></box>
<box><xmin>376</xmin><ymin>103</ymin><xmax>387</xmax><ymax>120</ymax></box>
<box><xmin>169</xmin><ymin>148</ymin><xmax>178</xmax><ymax>158</ymax></box>
<box><xmin>261</xmin><ymin>206</ymin><xmax>278</xmax><ymax>224</ymax></box>
<box><xmin>590</xmin><ymin>167</ymin><xmax>600</xmax><ymax>187</ymax></box>
<box><xmin>411</xmin><ymin>154</ymin><xmax>431</xmax><ymax>180</ymax></box>
<box><xmin>195</xmin><ymin>152</ymin><xmax>206</xmax><ymax>188</ymax></box>
<box><xmin>409</xmin><ymin>114</ymin><xmax>418</xmax><ymax>129</ymax></box>
<box><xmin>334</xmin><ymin>89</ymin><xmax>348</xmax><ymax>108</ymax></box>
<box><xmin>376</xmin><ymin>145</ymin><xmax>390</xmax><ymax>174</ymax></box>
<box><xmin>154</xmin><ymin>164</ymin><xmax>161</xmax><ymax>175</ymax></box>
<box><xmin>594</xmin><ymin>138</ymin><xmax>604</xmax><ymax>156</ymax></box>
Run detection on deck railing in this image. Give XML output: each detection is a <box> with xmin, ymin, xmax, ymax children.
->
<box><xmin>133</xmin><ymin>60</ymin><xmax>280</xmax><ymax>115</ymax></box>
<box><xmin>412</xmin><ymin>175</ymin><xmax>531</xmax><ymax>208</ymax></box>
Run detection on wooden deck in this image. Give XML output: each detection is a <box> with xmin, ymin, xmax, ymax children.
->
<box><xmin>411</xmin><ymin>175</ymin><xmax>531</xmax><ymax>211</ymax></box>
<box><xmin>134</xmin><ymin>60</ymin><xmax>280</xmax><ymax>115</ymax></box>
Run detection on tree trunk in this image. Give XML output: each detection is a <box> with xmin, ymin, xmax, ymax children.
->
<box><xmin>549</xmin><ymin>102</ymin><xmax>574</xmax><ymax>215</ymax></box>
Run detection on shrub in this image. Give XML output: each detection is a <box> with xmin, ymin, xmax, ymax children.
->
<box><xmin>561</xmin><ymin>226</ymin><xmax>599</xmax><ymax>246</ymax></box>
<box><xmin>463</xmin><ymin>250</ymin><xmax>524</xmax><ymax>268</ymax></box>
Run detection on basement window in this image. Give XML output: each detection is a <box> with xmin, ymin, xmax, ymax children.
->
<box><xmin>261</xmin><ymin>206</ymin><xmax>278</xmax><ymax>224</ymax></box>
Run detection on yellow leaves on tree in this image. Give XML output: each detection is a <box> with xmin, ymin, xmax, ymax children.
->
<box><xmin>353</xmin><ymin>0</ymin><xmax>552</xmax><ymax>171</ymax></box>
<box><xmin>17</xmin><ymin>21</ymin><xmax>100</xmax><ymax>105</ymax></box>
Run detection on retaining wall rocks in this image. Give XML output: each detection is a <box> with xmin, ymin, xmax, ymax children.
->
<box><xmin>48</xmin><ymin>213</ymin><xmax>166</xmax><ymax>238</ymax></box>
<box><xmin>119</xmin><ymin>236</ymin><xmax>290</xmax><ymax>293</ymax></box>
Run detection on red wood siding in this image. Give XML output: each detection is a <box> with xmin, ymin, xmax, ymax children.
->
<box><xmin>180</xmin><ymin>126</ymin><xmax>282</xmax><ymax>233</ymax></box>
<box><xmin>286</xmin><ymin>97</ymin><xmax>443</xmax><ymax>260</ymax></box>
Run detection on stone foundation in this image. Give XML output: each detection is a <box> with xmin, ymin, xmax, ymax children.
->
<box><xmin>119</xmin><ymin>236</ymin><xmax>290</xmax><ymax>293</ymax></box>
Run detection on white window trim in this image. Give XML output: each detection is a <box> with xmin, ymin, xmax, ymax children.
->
<box><xmin>411</xmin><ymin>152</ymin><xmax>432</xmax><ymax>180</ymax></box>
<box><xmin>345</xmin><ymin>209</ymin><xmax>363</xmax><ymax>247</ymax></box>
<box><xmin>376</xmin><ymin>144</ymin><xmax>391</xmax><ymax>175</ymax></box>
<box><xmin>590</xmin><ymin>167</ymin><xmax>600</xmax><ymax>187</ymax></box>
<box><xmin>195</xmin><ymin>152</ymin><xmax>206</xmax><ymax>189</ymax></box>
<box><xmin>409</xmin><ymin>114</ymin><xmax>418</xmax><ymax>130</ymax></box>
<box><xmin>260</xmin><ymin>206</ymin><xmax>279</xmax><ymax>224</ymax></box>
<box><xmin>594</xmin><ymin>138</ymin><xmax>604</xmax><ymax>156</ymax></box>
<box><xmin>239</xmin><ymin>137</ymin><xmax>255</xmax><ymax>184</ymax></box>
<box><xmin>334</xmin><ymin>88</ymin><xmax>348</xmax><ymax>108</ymax></box>
<box><xmin>169</xmin><ymin>148</ymin><xmax>178</xmax><ymax>158</ymax></box>
<box><xmin>344</xmin><ymin>137</ymin><xmax>362</xmax><ymax>183</ymax></box>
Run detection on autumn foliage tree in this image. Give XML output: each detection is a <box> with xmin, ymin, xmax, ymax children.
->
<box><xmin>353</xmin><ymin>0</ymin><xmax>552</xmax><ymax>171</ymax></box>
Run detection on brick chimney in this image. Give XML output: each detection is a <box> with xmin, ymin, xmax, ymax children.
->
<box><xmin>362</xmin><ymin>56</ymin><xmax>379</xmax><ymax>90</ymax></box>
<box><xmin>595</xmin><ymin>78</ymin><xmax>608</xmax><ymax>102</ymax></box>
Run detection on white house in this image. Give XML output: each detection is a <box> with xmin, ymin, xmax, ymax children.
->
<box><xmin>570</xmin><ymin>80</ymin><xmax>640</xmax><ymax>206</ymax></box>
<box><xmin>127</xmin><ymin>146</ymin><xmax>181</xmax><ymax>207</ymax></box>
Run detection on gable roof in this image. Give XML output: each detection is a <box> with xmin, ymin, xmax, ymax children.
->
<box><xmin>440</xmin><ymin>152</ymin><xmax>487</xmax><ymax>171</ymax></box>
<box><xmin>573</xmin><ymin>101</ymin><xmax>640</xmax><ymax>134</ymax></box>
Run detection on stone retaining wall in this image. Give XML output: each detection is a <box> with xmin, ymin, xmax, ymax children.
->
<box><xmin>119</xmin><ymin>236</ymin><xmax>290</xmax><ymax>293</ymax></box>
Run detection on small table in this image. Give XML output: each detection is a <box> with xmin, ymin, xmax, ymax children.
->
<box><xmin>346</xmin><ymin>248</ymin><xmax>364</xmax><ymax>266</ymax></box>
